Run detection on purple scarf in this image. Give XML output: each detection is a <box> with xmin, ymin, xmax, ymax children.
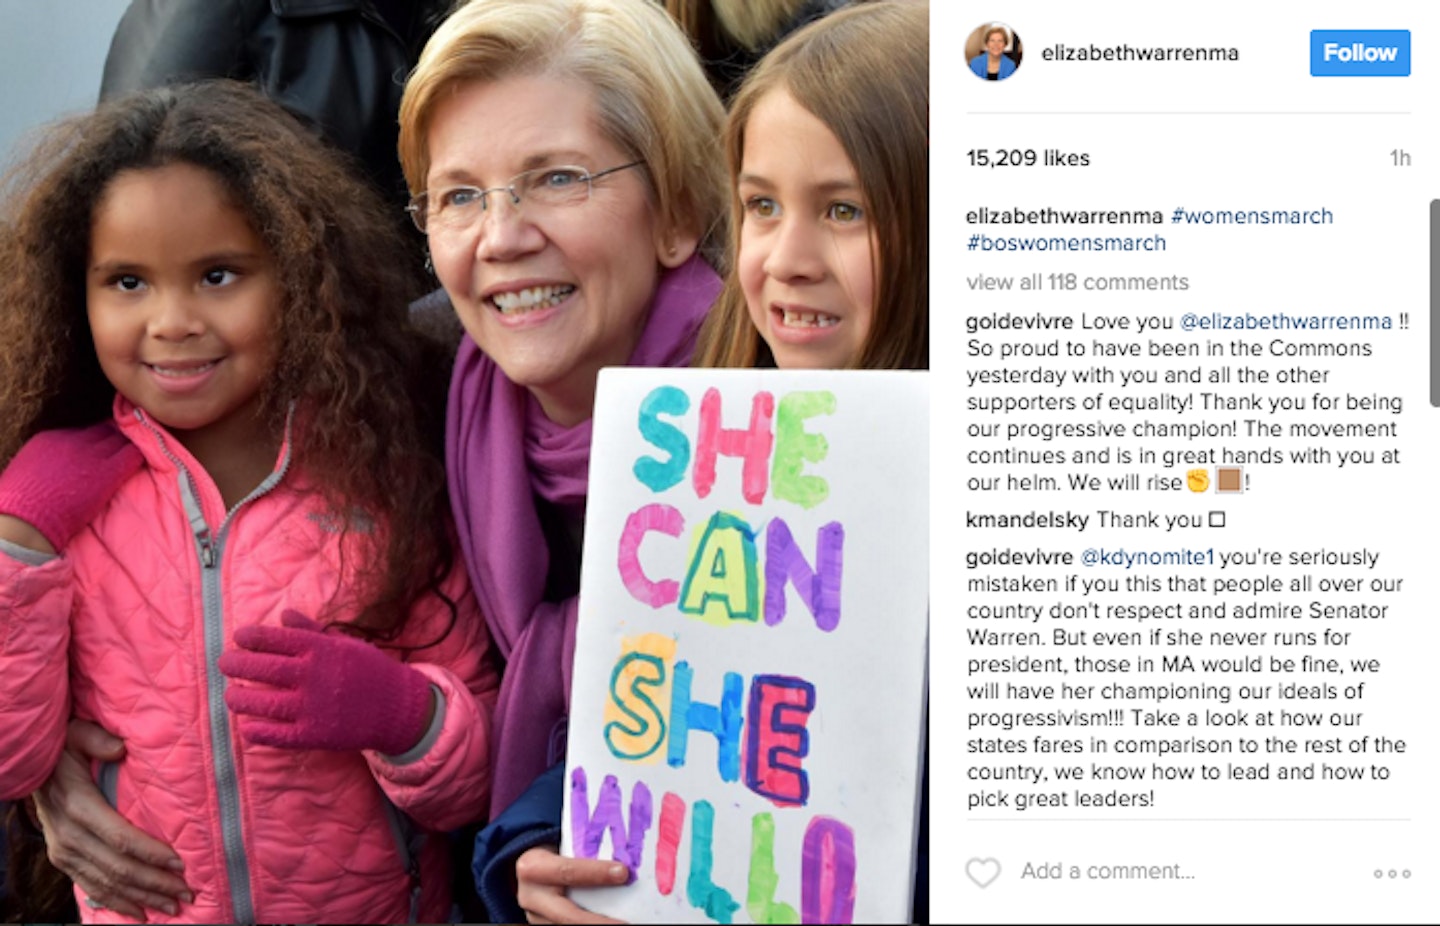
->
<box><xmin>446</xmin><ymin>255</ymin><xmax>721</xmax><ymax>815</ymax></box>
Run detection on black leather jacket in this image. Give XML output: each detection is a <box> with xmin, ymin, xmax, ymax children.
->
<box><xmin>99</xmin><ymin>0</ymin><xmax>449</xmax><ymax>205</ymax></box>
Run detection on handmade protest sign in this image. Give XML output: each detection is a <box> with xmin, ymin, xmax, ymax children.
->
<box><xmin>562</xmin><ymin>368</ymin><xmax>929</xmax><ymax>924</ymax></box>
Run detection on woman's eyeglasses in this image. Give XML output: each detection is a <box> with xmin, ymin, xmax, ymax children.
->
<box><xmin>407</xmin><ymin>162</ymin><xmax>643</xmax><ymax>234</ymax></box>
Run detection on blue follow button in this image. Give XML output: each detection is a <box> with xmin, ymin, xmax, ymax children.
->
<box><xmin>1310</xmin><ymin>30</ymin><xmax>1410</xmax><ymax>76</ymax></box>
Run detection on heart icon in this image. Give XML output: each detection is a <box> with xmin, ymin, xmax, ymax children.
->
<box><xmin>966</xmin><ymin>857</ymin><xmax>1001</xmax><ymax>888</ymax></box>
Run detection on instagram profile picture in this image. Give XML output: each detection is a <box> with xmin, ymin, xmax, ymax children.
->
<box><xmin>969</xmin><ymin>23</ymin><xmax>1022</xmax><ymax>81</ymax></box>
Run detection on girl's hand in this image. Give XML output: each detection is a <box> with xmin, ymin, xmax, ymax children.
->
<box><xmin>0</xmin><ymin>421</ymin><xmax>143</xmax><ymax>553</ymax></box>
<box><xmin>34</xmin><ymin>720</ymin><xmax>192</xmax><ymax>919</ymax></box>
<box><xmin>514</xmin><ymin>844</ymin><xmax>629</xmax><ymax>925</ymax></box>
<box><xmin>219</xmin><ymin>609</ymin><xmax>435</xmax><ymax>755</ymax></box>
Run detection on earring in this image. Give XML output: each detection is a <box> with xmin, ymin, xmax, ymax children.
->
<box><xmin>424</xmin><ymin>251</ymin><xmax>434</xmax><ymax>275</ymax></box>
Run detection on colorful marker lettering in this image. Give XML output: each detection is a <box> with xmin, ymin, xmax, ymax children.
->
<box><xmin>764</xmin><ymin>519</ymin><xmax>844</xmax><ymax>631</ymax></box>
<box><xmin>679</xmin><ymin>512</ymin><xmax>759</xmax><ymax>624</ymax></box>
<box><xmin>694</xmin><ymin>388</ymin><xmax>774</xmax><ymax>504</ymax></box>
<box><xmin>655</xmin><ymin>792</ymin><xmax>686</xmax><ymax>896</ymax></box>
<box><xmin>569</xmin><ymin>767</ymin><xmax>653</xmax><ymax>880</ymax></box>
<box><xmin>771</xmin><ymin>391</ymin><xmax>834</xmax><ymax>509</ymax></box>
<box><xmin>618</xmin><ymin>503</ymin><xmax>684</xmax><ymax>608</ymax></box>
<box><xmin>801</xmin><ymin>816</ymin><xmax>857</xmax><ymax>924</ymax></box>
<box><xmin>634</xmin><ymin>385</ymin><xmax>691</xmax><ymax>492</ymax></box>
<box><xmin>686</xmin><ymin>800</ymin><xmax>741</xmax><ymax>924</ymax></box>
<box><xmin>744</xmin><ymin>675</ymin><xmax>815</xmax><ymax>807</ymax></box>
<box><xmin>746</xmin><ymin>812</ymin><xmax>799</xmax><ymax>925</ymax></box>
<box><xmin>668</xmin><ymin>660</ymin><xmax>743</xmax><ymax>782</ymax></box>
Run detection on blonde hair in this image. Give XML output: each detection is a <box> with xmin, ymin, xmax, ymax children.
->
<box><xmin>695</xmin><ymin>2</ymin><xmax>929</xmax><ymax>370</ymax></box>
<box><xmin>399</xmin><ymin>0</ymin><xmax>727</xmax><ymax>259</ymax></box>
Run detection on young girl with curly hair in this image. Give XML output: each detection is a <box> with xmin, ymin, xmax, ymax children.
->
<box><xmin>0</xmin><ymin>80</ymin><xmax>497</xmax><ymax>923</ymax></box>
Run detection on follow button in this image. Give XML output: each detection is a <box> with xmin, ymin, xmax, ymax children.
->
<box><xmin>1310</xmin><ymin>30</ymin><xmax>1410</xmax><ymax>76</ymax></box>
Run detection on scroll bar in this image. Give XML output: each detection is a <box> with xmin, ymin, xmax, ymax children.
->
<box><xmin>1433</xmin><ymin>200</ymin><xmax>1440</xmax><ymax>406</ymax></box>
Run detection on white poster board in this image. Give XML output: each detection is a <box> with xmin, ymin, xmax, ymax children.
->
<box><xmin>562</xmin><ymin>368</ymin><xmax>929</xmax><ymax>924</ymax></box>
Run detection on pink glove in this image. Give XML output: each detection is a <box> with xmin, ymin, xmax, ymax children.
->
<box><xmin>219</xmin><ymin>610</ymin><xmax>434</xmax><ymax>756</ymax></box>
<box><xmin>0</xmin><ymin>421</ymin><xmax>143</xmax><ymax>551</ymax></box>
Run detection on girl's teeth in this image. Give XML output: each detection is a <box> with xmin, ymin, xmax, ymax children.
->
<box><xmin>152</xmin><ymin>362</ymin><xmax>217</xmax><ymax>377</ymax></box>
<box><xmin>492</xmin><ymin>285</ymin><xmax>575</xmax><ymax>315</ymax></box>
<box><xmin>781</xmin><ymin>309</ymin><xmax>838</xmax><ymax>328</ymax></box>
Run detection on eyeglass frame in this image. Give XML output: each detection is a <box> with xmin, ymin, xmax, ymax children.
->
<box><xmin>406</xmin><ymin>161</ymin><xmax>645</xmax><ymax>234</ymax></box>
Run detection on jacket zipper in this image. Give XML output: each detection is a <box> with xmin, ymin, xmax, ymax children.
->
<box><xmin>379</xmin><ymin>792</ymin><xmax>425</xmax><ymax>923</ymax></box>
<box><xmin>136</xmin><ymin>409</ymin><xmax>291</xmax><ymax>924</ymax></box>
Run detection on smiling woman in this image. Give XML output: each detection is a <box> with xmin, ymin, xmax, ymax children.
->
<box><xmin>394</xmin><ymin>0</ymin><xmax>728</xmax><ymax>920</ymax></box>
<box><xmin>969</xmin><ymin>23</ymin><xmax>1020</xmax><ymax>80</ymax></box>
<box><xmin>419</xmin><ymin>73</ymin><xmax>683</xmax><ymax>426</ymax></box>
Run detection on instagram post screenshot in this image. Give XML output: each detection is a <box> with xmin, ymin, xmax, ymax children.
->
<box><xmin>0</xmin><ymin>1</ymin><xmax>931</xmax><ymax>924</ymax></box>
<box><xmin>934</xmin><ymin>2</ymin><xmax>1437</xmax><ymax>923</ymax></box>
<box><xmin>5</xmin><ymin>0</ymin><xmax>1434</xmax><ymax>923</ymax></box>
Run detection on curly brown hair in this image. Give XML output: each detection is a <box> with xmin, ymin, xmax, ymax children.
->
<box><xmin>0</xmin><ymin>80</ymin><xmax>456</xmax><ymax>642</ymax></box>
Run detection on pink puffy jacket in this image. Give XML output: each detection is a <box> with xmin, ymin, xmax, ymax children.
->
<box><xmin>0</xmin><ymin>398</ymin><xmax>499</xmax><ymax>923</ymax></box>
